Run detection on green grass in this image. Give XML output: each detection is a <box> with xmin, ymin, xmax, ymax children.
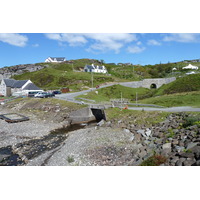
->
<box><xmin>155</xmin><ymin>73</ymin><xmax>200</xmax><ymax>95</ymax></box>
<box><xmin>76</xmin><ymin>84</ymin><xmax>155</xmax><ymax>103</ymax></box>
<box><xmin>12</xmin><ymin>65</ymin><xmax>118</xmax><ymax>91</ymax></box>
<box><xmin>139</xmin><ymin>91</ymin><xmax>200</xmax><ymax>107</ymax></box>
<box><xmin>105</xmin><ymin>108</ymin><xmax>170</xmax><ymax>126</ymax></box>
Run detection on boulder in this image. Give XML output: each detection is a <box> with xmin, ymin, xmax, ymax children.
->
<box><xmin>137</xmin><ymin>129</ymin><xmax>146</xmax><ymax>137</ymax></box>
<box><xmin>175</xmin><ymin>158</ymin><xmax>186</xmax><ymax>166</ymax></box>
<box><xmin>97</xmin><ymin>119</ymin><xmax>105</xmax><ymax>127</ymax></box>
<box><xmin>186</xmin><ymin>142</ymin><xmax>198</xmax><ymax>150</ymax></box>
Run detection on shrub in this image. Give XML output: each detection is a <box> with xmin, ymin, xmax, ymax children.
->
<box><xmin>140</xmin><ymin>154</ymin><xmax>167</xmax><ymax>166</ymax></box>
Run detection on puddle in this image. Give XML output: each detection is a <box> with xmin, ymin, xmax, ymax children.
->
<box><xmin>0</xmin><ymin>121</ymin><xmax>97</xmax><ymax>166</ymax></box>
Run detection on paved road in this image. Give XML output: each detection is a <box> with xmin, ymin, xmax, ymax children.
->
<box><xmin>54</xmin><ymin>85</ymin><xmax>200</xmax><ymax>112</ymax></box>
<box><xmin>128</xmin><ymin>106</ymin><xmax>200</xmax><ymax>112</ymax></box>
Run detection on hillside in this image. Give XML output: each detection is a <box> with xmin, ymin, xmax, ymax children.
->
<box><xmin>1</xmin><ymin>58</ymin><xmax>200</xmax><ymax>91</ymax></box>
<box><xmin>155</xmin><ymin>73</ymin><xmax>200</xmax><ymax>95</ymax></box>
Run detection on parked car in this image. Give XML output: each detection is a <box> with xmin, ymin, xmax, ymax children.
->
<box><xmin>52</xmin><ymin>90</ymin><xmax>61</xmax><ymax>94</ymax></box>
<box><xmin>34</xmin><ymin>92</ymin><xmax>49</xmax><ymax>98</ymax></box>
<box><xmin>28</xmin><ymin>91</ymin><xmax>42</xmax><ymax>97</ymax></box>
<box><xmin>46</xmin><ymin>92</ymin><xmax>55</xmax><ymax>97</ymax></box>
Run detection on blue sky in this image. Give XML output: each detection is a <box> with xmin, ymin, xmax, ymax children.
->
<box><xmin>1</xmin><ymin>33</ymin><xmax>200</xmax><ymax>68</ymax></box>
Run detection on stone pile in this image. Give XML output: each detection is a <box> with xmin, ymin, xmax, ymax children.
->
<box><xmin>99</xmin><ymin>113</ymin><xmax>200</xmax><ymax>166</ymax></box>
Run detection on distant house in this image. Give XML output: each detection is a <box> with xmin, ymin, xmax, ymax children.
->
<box><xmin>84</xmin><ymin>64</ymin><xmax>107</xmax><ymax>74</ymax></box>
<box><xmin>182</xmin><ymin>64</ymin><xmax>198</xmax><ymax>70</ymax></box>
<box><xmin>45</xmin><ymin>57</ymin><xmax>66</xmax><ymax>63</ymax></box>
<box><xmin>0</xmin><ymin>79</ymin><xmax>42</xmax><ymax>97</ymax></box>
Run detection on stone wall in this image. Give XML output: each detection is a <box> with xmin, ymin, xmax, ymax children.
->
<box><xmin>119</xmin><ymin>77</ymin><xmax>176</xmax><ymax>89</ymax></box>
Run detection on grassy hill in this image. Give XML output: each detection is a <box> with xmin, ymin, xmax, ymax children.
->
<box><xmin>76</xmin><ymin>73</ymin><xmax>200</xmax><ymax>107</ymax></box>
<box><xmin>77</xmin><ymin>84</ymin><xmax>155</xmax><ymax>103</ymax></box>
<box><xmin>13</xmin><ymin>67</ymin><xmax>117</xmax><ymax>91</ymax></box>
<box><xmin>155</xmin><ymin>73</ymin><xmax>200</xmax><ymax>95</ymax></box>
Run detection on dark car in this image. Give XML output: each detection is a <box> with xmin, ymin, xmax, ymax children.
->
<box><xmin>53</xmin><ymin>90</ymin><xmax>61</xmax><ymax>95</ymax></box>
<box><xmin>46</xmin><ymin>92</ymin><xmax>55</xmax><ymax>97</ymax></box>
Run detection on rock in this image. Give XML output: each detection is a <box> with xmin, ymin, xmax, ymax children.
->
<box><xmin>134</xmin><ymin>133</ymin><xmax>142</xmax><ymax>142</ymax></box>
<box><xmin>172</xmin><ymin>139</ymin><xmax>179</xmax><ymax>145</ymax></box>
<box><xmin>179</xmin><ymin>152</ymin><xmax>195</xmax><ymax>159</ymax></box>
<box><xmin>162</xmin><ymin>143</ymin><xmax>171</xmax><ymax>150</ymax></box>
<box><xmin>175</xmin><ymin>158</ymin><xmax>186</xmax><ymax>166</ymax></box>
<box><xmin>183</xmin><ymin>159</ymin><xmax>196</xmax><ymax>166</ymax></box>
<box><xmin>129</xmin><ymin>134</ymin><xmax>135</xmax><ymax>142</ymax></box>
<box><xmin>97</xmin><ymin>119</ymin><xmax>105</xmax><ymax>127</ymax></box>
<box><xmin>162</xmin><ymin>143</ymin><xmax>172</xmax><ymax>155</ymax></box>
<box><xmin>145</xmin><ymin>129</ymin><xmax>151</xmax><ymax>137</ymax></box>
<box><xmin>137</xmin><ymin>129</ymin><xmax>146</xmax><ymax>137</ymax></box>
<box><xmin>186</xmin><ymin>142</ymin><xmax>198</xmax><ymax>150</ymax></box>
<box><xmin>123</xmin><ymin>129</ymin><xmax>130</xmax><ymax>134</ymax></box>
<box><xmin>175</xmin><ymin>146</ymin><xmax>185</xmax><ymax>153</ymax></box>
<box><xmin>190</xmin><ymin>146</ymin><xmax>200</xmax><ymax>159</ymax></box>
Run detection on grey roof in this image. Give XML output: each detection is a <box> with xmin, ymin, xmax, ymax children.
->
<box><xmin>3</xmin><ymin>79</ymin><xmax>16</xmax><ymax>87</ymax></box>
<box><xmin>50</xmin><ymin>57</ymin><xmax>65</xmax><ymax>61</ymax></box>
<box><xmin>3</xmin><ymin>79</ymin><xmax>29</xmax><ymax>88</ymax></box>
<box><xmin>23</xmin><ymin>83</ymin><xmax>41</xmax><ymax>90</ymax></box>
<box><xmin>85</xmin><ymin>65</ymin><xmax>95</xmax><ymax>70</ymax></box>
<box><xmin>13</xmin><ymin>80</ymin><xmax>29</xmax><ymax>88</ymax></box>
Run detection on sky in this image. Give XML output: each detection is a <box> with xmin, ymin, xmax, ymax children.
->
<box><xmin>1</xmin><ymin>33</ymin><xmax>200</xmax><ymax>68</ymax></box>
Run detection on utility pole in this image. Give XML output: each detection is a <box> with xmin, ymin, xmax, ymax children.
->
<box><xmin>72</xmin><ymin>63</ymin><xmax>74</xmax><ymax>71</ymax></box>
<box><xmin>91</xmin><ymin>72</ymin><xmax>94</xmax><ymax>89</ymax></box>
<box><xmin>121</xmin><ymin>92</ymin><xmax>122</xmax><ymax>110</ymax></box>
<box><xmin>136</xmin><ymin>92</ymin><xmax>138</xmax><ymax>104</ymax></box>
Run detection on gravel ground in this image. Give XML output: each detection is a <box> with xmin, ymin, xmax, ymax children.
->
<box><xmin>30</xmin><ymin>126</ymin><xmax>136</xmax><ymax>166</ymax></box>
<box><xmin>1</xmin><ymin>106</ymin><xmax>136</xmax><ymax>166</ymax></box>
<box><xmin>0</xmin><ymin>107</ymin><xmax>66</xmax><ymax>148</ymax></box>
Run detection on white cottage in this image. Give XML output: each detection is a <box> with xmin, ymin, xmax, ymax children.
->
<box><xmin>45</xmin><ymin>57</ymin><xmax>66</xmax><ymax>63</ymax></box>
<box><xmin>84</xmin><ymin>64</ymin><xmax>107</xmax><ymax>74</ymax></box>
<box><xmin>0</xmin><ymin>79</ymin><xmax>42</xmax><ymax>97</ymax></box>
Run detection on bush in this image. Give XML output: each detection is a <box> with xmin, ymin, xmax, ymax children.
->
<box><xmin>140</xmin><ymin>154</ymin><xmax>167</xmax><ymax>166</ymax></box>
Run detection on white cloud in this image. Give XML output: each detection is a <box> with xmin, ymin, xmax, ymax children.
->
<box><xmin>137</xmin><ymin>41</ymin><xmax>142</xmax><ymax>45</ymax></box>
<box><xmin>0</xmin><ymin>33</ymin><xmax>28</xmax><ymax>47</ymax></box>
<box><xmin>45</xmin><ymin>33</ymin><xmax>88</xmax><ymax>46</ymax></box>
<box><xmin>162</xmin><ymin>33</ymin><xmax>200</xmax><ymax>43</ymax></box>
<box><xmin>32</xmin><ymin>43</ymin><xmax>39</xmax><ymax>47</ymax></box>
<box><xmin>45</xmin><ymin>33</ymin><xmax>138</xmax><ymax>53</ymax></box>
<box><xmin>147</xmin><ymin>39</ymin><xmax>161</xmax><ymax>46</ymax></box>
<box><xmin>127</xmin><ymin>45</ymin><xmax>146</xmax><ymax>54</ymax></box>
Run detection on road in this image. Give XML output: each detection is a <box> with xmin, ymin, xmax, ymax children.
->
<box><xmin>54</xmin><ymin>85</ymin><xmax>200</xmax><ymax>112</ymax></box>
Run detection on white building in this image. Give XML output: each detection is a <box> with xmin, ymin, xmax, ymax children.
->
<box><xmin>0</xmin><ymin>79</ymin><xmax>42</xmax><ymax>97</ymax></box>
<box><xmin>45</xmin><ymin>57</ymin><xmax>66</xmax><ymax>63</ymax></box>
<box><xmin>182</xmin><ymin>64</ymin><xmax>198</xmax><ymax>70</ymax></box>
<box><xmin>84</xmin><ymin>64</ymin><xmax>107</xmax><ymax>73</ymax></box>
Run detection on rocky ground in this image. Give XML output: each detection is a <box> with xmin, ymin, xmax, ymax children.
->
<box><xmin>0</xmin><ymin>103</ymin><xmax>200</xmax><ymax>166</ymax></box>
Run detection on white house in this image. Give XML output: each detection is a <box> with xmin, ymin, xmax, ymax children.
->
<box><xmin>84</xmin><ymin>64</ymin><xmax>107</xmax><ymax>74</ymax></box>
<box><xmin>0</xmin><ymin>79</ymin><xmax>42</xmax><ymax>97</ymax></box>
<box><xmin>45</xmin><ymin>57</ymin><xmax>66</xmax><ymax>63</ymax></box>
<box><xmin>182</xmin><ymin>64</ymin><xmax>199</xmax><ymax>70</ymax></box>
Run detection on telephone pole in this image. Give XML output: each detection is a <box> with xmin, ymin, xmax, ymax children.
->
<box><xmin>91</xmin><ymin>72</ymin><xmax>94</xmax><ymax>89</ymax></box>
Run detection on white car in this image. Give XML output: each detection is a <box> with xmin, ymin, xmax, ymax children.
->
<box><xmin>34</xmin><ymin>92</ymin><xmax>48</xmax><ymax>98</ymax></box>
